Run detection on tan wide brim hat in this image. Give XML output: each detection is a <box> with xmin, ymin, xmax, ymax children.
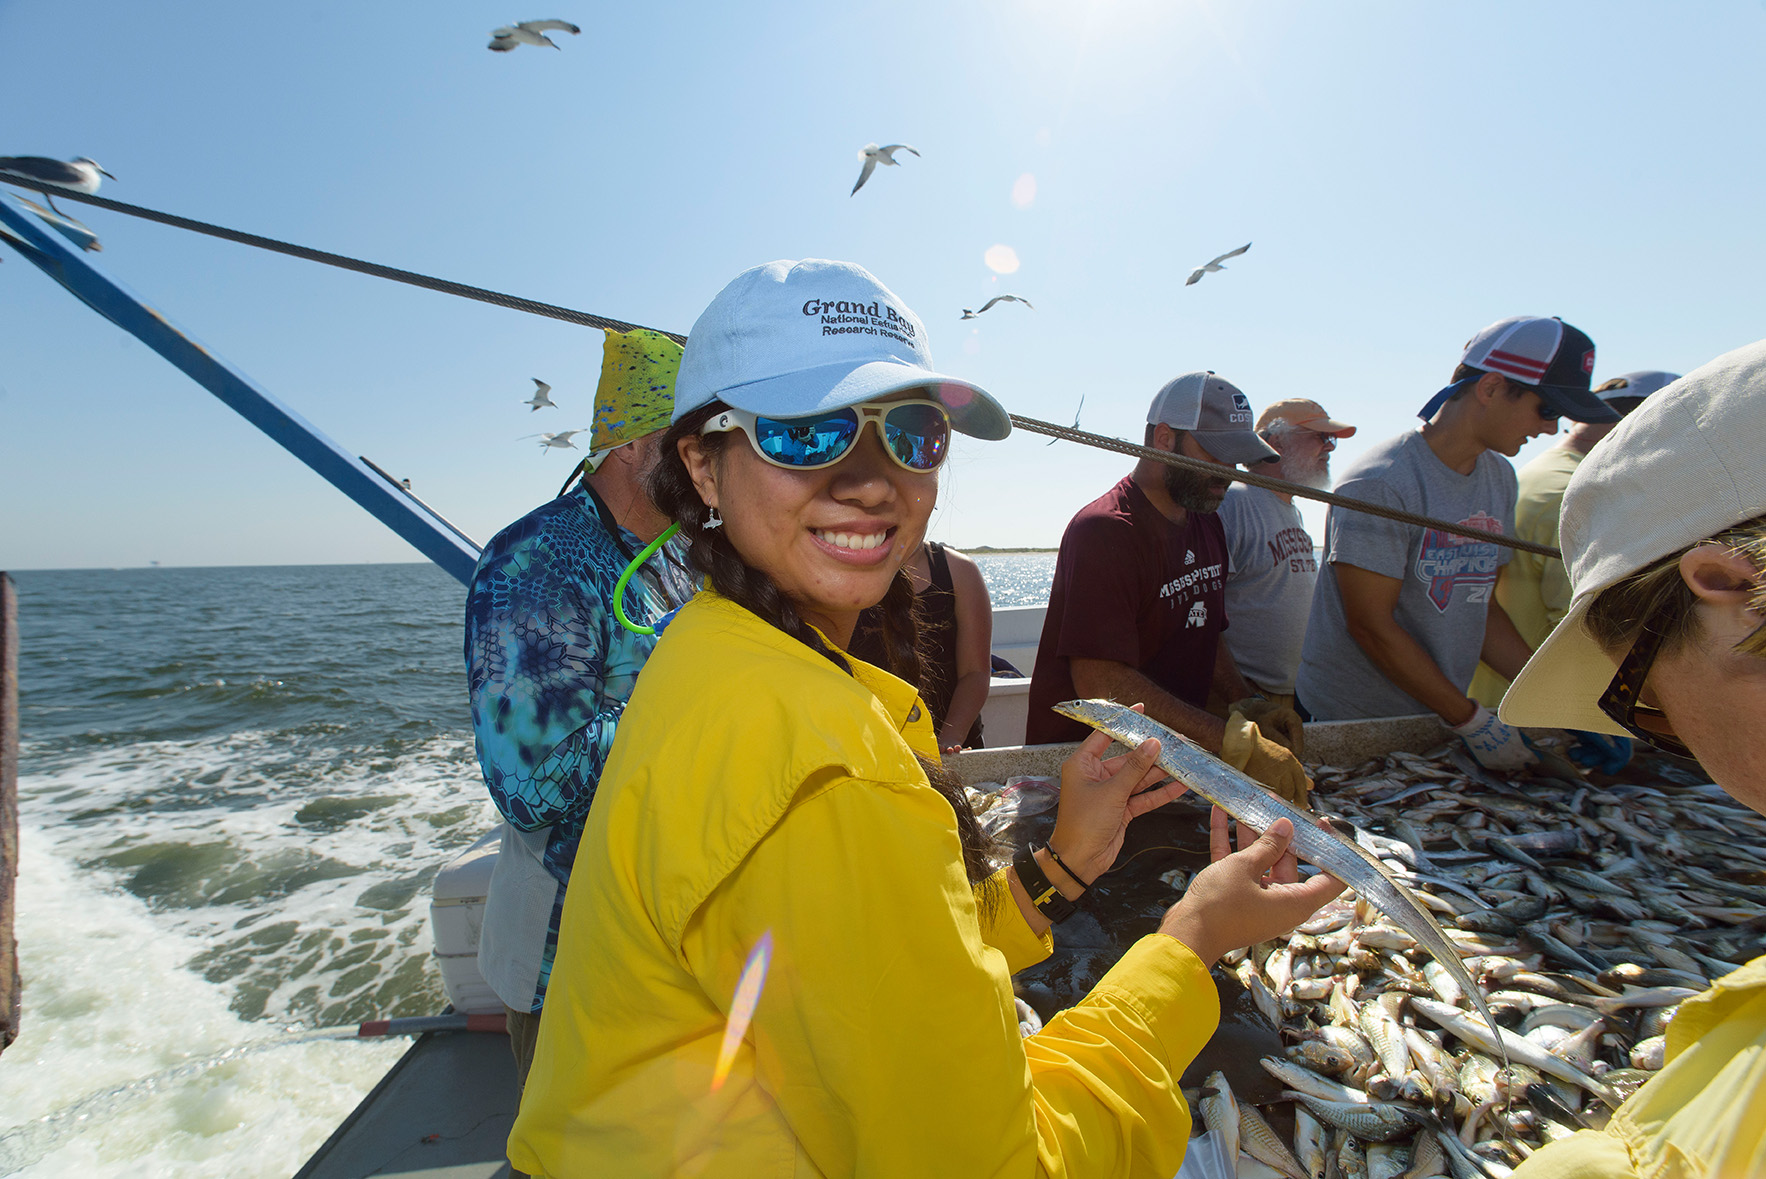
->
<box><xmin>1501</xmin><ymin>339</ymin><xmax>1766</xmax><ymax>734</ymax></box>
<box><xmin>1255</xmin><ymin>397</ymin><xmax>1356</xmax><ymax>437</ymax></box>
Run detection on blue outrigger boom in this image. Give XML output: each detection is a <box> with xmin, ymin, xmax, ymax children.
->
<box><xmin>0</xmin><ymin>192</ymin><xmax>482</xmax><ymax>585</ymax></box>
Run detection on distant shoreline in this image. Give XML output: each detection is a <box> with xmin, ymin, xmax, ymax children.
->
<box><xmin>963</xmin><ymin>546</ymin><xmax>1058</xmax><ymax>555</ymax></box>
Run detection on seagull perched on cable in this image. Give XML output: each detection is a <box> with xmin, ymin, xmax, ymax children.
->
<box><xmin>521</xmin><ymin>429</ymin><xmax>586</xmax><ymax>451</ymax></box>
<box><xmin>1046</xmin><ymin>394</ymin><xmax>1085</xmax><ymax>445</ymax></box>
<box><xmin>850</xmin><ymin>143</ymin><xmax>919</xmax><ymax>196</ymax></box>
<box><xmin>488</xmin><ymin>19</ymin><xmax>581</xmax><ymax>51</ymax></box>
<box><xmin>1185</xmin><ymin>242</ymin><xmax>1251</xmax><ymax>286</ymax></box>
<box><xmin>0</xmin><ymin>156</ymin><xmax>115</xmax><ymax>215</ymax></box>
<box><xmin>523</xmin><ymin>378</ymin><xmax>556</xmax><ymax>411</ymax></box>
<box><xmin>960</xmin><ymin>294</ymin><xmax>1034</xmax><ymax>320</ymax></box>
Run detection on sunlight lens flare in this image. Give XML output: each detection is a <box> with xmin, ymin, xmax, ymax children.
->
<box><xmin>984</xmin><ymin>244</ymin><xmax>1021</xmax><ymax>274</ymax></box>
<box><xmin>1011</xmin><ymin>173</ymin><xmax>1037</xmax><ymax>209</ymax></box>
<box><xmin>710</xmin><ymin>930</ymin><xmax>774</xmax><ymax>1092</ymax></box>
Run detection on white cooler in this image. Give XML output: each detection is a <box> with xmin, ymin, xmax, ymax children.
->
<box><xmin>428</xmin><ymin>827</ymin><xmax>505</xmax><ymax>1014</ymax></box>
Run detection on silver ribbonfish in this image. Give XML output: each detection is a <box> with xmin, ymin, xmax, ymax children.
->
<box><xmin>1052</xmin><ymin>698</ymin><xmax>1507</xmax><ymax>1063</ymax></box>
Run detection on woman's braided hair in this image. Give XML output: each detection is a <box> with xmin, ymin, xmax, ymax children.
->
<box><xmin>648</xmin><ymin>402</ymin><xmax>997</xmax><ymax>888</ymax></box>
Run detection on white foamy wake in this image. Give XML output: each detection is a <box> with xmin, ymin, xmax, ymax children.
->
<box><xmin>17</xmin><ymin>731</ymin><xmax>501</xmax><ymax>1027</ymax></box>
<box><xmin>0</xmin><ymin>828</ymin><xmax>408</xmax><ymax>1177</ymax></box>
<box><xmin>3</xmin><ymin>731</ymin><xmax>506</xmax><ymax>1176</ymax></box>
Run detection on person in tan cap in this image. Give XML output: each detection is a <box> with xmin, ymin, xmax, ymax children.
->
<box><xmin>1218</xmin><ymin>399</ymin><xmax>1356</xmax><ymax>706</ymax></box>
<box><xmin>1499</xmin><ymin>339</ymin><xmax>1766</xmax><ymax>1179</ymax></box>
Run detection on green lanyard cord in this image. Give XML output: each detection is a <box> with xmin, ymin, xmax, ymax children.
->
<box><xmin>613</xmin><ymin>521</ymin><xmax>682</xmax><ymax>635</ymax></box>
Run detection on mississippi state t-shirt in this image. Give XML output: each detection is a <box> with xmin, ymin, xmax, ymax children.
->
<box><xmin>1027</xmin><ymin>476</ymin><xmax>1229</xmax><ymax>745</ymax></box>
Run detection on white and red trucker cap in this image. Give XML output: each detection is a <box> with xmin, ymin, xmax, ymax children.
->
<box><xmin>1418</xmin><ymin>316</ymin><xmax>1619</xmax><ymax>424</ymax></box>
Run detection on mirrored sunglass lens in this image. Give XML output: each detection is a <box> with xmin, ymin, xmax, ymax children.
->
<box><xmin>753</xmin><ymin>411</ymin><xmax>859</xmax><ymax>466</ymax></box>
<box><xmin>883</xmin><ymin>404</ymin><xmax>949</xmax><ymax>470</ymax></box>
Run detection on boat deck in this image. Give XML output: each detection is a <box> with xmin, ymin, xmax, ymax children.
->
<box><xmin>294</xmin><ymin>1028</ymin><xmax>517</xmax><ymax>1179</ymax></box>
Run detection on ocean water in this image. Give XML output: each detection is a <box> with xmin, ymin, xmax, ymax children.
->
<box><xmin>0</xmin><ymin>556</ymin><xmax>1055</xmax><ymax>1177</ymax></box>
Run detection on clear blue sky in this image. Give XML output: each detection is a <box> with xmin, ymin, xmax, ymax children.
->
<box><xmin>4</xmin><ymin>0</ymin><xmax>1764</xmax><ymax>569</ymax></box>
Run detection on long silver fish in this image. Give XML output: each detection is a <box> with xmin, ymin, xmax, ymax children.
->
<box><xmin>1053</xmin><ymin>698</ymin><xmax>1507</xmax><ymax>1060</ymax></box>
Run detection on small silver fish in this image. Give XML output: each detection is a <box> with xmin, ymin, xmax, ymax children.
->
<box><xmin>1241</xmin><ymin>1097</ymin><xmax>1312</xmax><ymax>1179</ymax></box>
<box><xmin>1293</xmin><ymin>1104</ymin><xmax>1328</xmax><ymax>1179</ymax></box>
<box><xmin>1286</xmin><ymin>1092</ymin><xmax>1420</xmax><ymax>1142</ymax></box>
<box><xmin>1631</xmin><ymin>1035</ymin><xmax>1667</xmax><ymax>1071</ymax></box>
<box><xmin>1053</xmin><ymin>699</ymin><xmax>1507</xmax><ymax>1061</ymax></box>
<box><xmin>1261</xmin><ymin>1056</ymin><xmax>1371</xmax><ymax>1104</ymax></box>
<box><xmin>1200</xmin><ymin>1070</ymin><xmax>1241</xmax><ymax>1170</ymax></box>
<box><xmin>1367</xmin><ymin>1141</ymin><xmax>1409</xmax><ymax>1179</ymax></box>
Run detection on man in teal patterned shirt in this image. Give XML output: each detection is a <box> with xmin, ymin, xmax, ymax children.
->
<box><xmin>465</xmin><ymin>329</ymin><xmax>697</xmax><ymax>1097</ymax></box>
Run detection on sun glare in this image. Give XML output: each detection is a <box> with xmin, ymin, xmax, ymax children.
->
<box><xmin>711</xmin><ymin>931</ymin><xmax>774</xmax><ymax>1092</ymax></box>
<box><xmin>984</xmin><ymin>244</ymin><xmax>1021</xmax><ymax>274</ymax></box>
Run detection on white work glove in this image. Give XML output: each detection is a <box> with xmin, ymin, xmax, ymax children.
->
<box><xmin>1451</xmin><ymin>704</ymin><xmax>1538</xmax><ymax>771</ymax></box>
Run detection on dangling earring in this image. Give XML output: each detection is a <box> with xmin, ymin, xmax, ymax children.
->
<box><xmin>703</xmin><ymin>506</ymin><xmax>723</xmax><ymax>530</ymax></box>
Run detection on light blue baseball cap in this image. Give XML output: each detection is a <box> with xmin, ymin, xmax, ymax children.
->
<box><xmin>672</xmin><ymin>259</ymin><xmax>1011</xmax><ymax>440</ymax></box>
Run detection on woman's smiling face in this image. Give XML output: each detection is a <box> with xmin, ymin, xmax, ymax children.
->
<box><xmin>680</xmin><ymin>399</ymin><xmax>939</xmax><ymax>647</ymax></box>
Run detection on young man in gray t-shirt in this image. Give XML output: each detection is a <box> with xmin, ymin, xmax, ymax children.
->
<box><xmin>1294</xmin><ymin>316</ymin><xmax>1618</xmax><ymax>771</ymax></box>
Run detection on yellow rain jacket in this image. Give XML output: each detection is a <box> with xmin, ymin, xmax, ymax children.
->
<box><xmin>1511</xmin><ymin>956</ymin><xmax>1766</xmax><ymax>1179</ymax></box>
<box><xmin>507</xmin><ymin>591</ymin><xmax>1219</xmax><ymax>1178</ymax></box>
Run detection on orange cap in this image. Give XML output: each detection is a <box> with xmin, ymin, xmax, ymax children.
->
<box><xmin>1255</xmin><ymin>397</ymin><xmax>1356</xmax><ymax>437</ymax></box>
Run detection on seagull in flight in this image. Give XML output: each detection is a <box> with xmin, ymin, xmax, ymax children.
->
<box><xmin>522</xmin><ymin>429</ymin><xmax>586</xmax><ymax>451</ymax></box>
<box><xmin>523</xmin><ymin>378</ymin><xmax>556</xmax><ymax>411</ymax></box>
<box><xmin>961</xmin><ymin>294</ymin><xmax>1034</xmax><ymax>320</ymax></box>
<box><xmin>851</xmin><ymin>143</ymin><xmax>919</xmax><ymax>196</ymax></box>
<box><xmin>488</xmin><ymin>20</ymin><xmax>581</xmax><ymax>51</ymax></box>
<box><xmin>1185</xmin><ymin>242</ymin><xmax>1251</xmax><ymax>286</ymax></box>
<box><xmin>1046</xmin><ymin>394</ymin><xmax>1084</xmax><ymax>445</ymax></box>
<box><xmin>0</xmin><ymin>156</ymin><xmax>115</xmax><ymax>215</ymax></box>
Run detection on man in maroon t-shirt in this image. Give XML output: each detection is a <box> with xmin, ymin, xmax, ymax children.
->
<box><xmin>1027</xmin><ymin>371</ymin><xmax>1312</xmax><ymax>803</ymax></box>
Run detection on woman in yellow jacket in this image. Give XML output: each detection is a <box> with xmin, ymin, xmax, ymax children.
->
<box><xmin>505</xmin><ymin>259</ymin><xmax>1346</xmax><ymax>1178</ymax></box>
<box><xmin>1502</xmin><ymin>339</ymin><xmax>1766</xmax><ymax>1178</ymax></box>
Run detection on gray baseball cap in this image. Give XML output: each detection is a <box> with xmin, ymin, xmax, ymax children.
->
<box><xmin>1145</xmin><ymin>371</ymin><xmax>1278</xmax><ymax>466</ymax></box>
<box><xmin>1596</xmin><ymin>370</ymin><xmax>1682</xmax><ymax>416</ymax></box>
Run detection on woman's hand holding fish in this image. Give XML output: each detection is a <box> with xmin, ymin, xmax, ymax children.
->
<box><xmin>1158</xmin><ymin>808</ymin><xmax>1347</xmax><ymax>967</ymax></box>
<box><xmin>1047</xmin><ymin>707</ymin><xmax>1190</xmax><ymax>888</ymax></box>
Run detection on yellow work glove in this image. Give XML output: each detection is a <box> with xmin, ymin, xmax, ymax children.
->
<box><xmin>1228</xmin><ymin>696</ymin><xmax>1305</xmax><ymax>758</ymax></box>
<box><xmin>1221</xmin><ymin>712</ymin><xmax>1313</xmax><ymax>810</ymax></box>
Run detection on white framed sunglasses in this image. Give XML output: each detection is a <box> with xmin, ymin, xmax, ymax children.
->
<box><xmin>700</xmin><ymin>399</ymin><xmax>951</xmax><ymax>472</ymax></box>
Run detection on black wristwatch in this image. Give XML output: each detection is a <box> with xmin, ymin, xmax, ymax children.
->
<box><xmin>1014</xmin><ymin>847</ymin><xmax>1080</xmax><ymax>923</ymax></box>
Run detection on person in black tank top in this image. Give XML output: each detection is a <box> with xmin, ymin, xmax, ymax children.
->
<box><xmin>850</xmin><ymin>541</ymin><xmax>992</xmax><ymax>750</ymax></box>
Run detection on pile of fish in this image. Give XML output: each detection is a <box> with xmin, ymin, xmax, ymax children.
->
<box><xmin>975</xmin><ymin>727</ymin><xmax>1766</xmax><ymax>1179</ymax></box>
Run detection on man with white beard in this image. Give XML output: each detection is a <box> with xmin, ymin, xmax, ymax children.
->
<box><xmin>1218</xmin><ymin>399</ymin><xmax>1357</xmax><ymax>704</ymax></box>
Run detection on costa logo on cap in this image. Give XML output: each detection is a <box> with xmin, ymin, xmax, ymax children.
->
<box><xmin>1582</xmin><ymin>349</ymin><xmax>1596</xmax><ymax>375</ymax></box>
<box><xmin>1232</xmin><ymin>392</ymin><xmax>1251</xmax><ymax>413</ymax></box>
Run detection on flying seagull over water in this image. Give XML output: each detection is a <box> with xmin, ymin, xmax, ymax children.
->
<box><xmin>961</xmin><ymin>294</ymin><xmax>1034</xmax><ymax>320</ymax></box>
<box><xmin>0</xmin><ymin>156</ymin><xmax>115</xmax><ymax>215</ymax></box>
<box><xmin>523</xmin><ymin>378</ymin><xmax>556</xmax><ymax>411</ymax></box>
<box><xmin>850</xmin><ymin>143</ymin><xmax>919</xmax><ymax>196</ymax></box>
<box><xmin>521</xmin><ymin>429</ymin><xmax>586</xmax><ymax>451</ymax></box>
<box><xmin>1046</xmin><ymin>394</ymin><xmax>1085</xmax><ymax>445</ymax></box>
<box><xmin>488</xmin><ymin>20</ymin><xmax>581</xmax><ymax>51</ymax></box>
<box><xmin>1185</xmin><ymin>242</ymin><xmax>1251</xmax><ymax>286</ymax></box>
